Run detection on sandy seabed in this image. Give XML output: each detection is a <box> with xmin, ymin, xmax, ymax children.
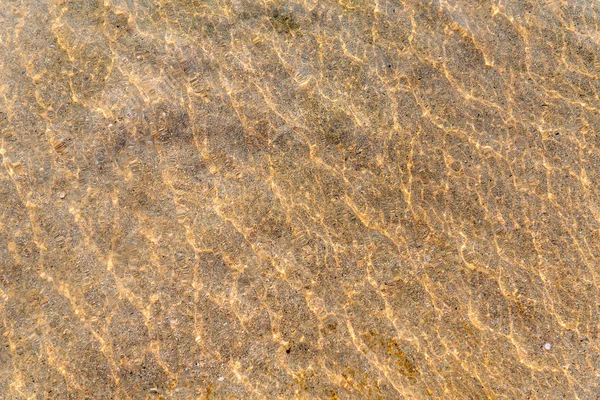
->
<box><xmin>1</xmin><ymin>0</ymin><xmax>600</xmax><ymax>399</ymax></box>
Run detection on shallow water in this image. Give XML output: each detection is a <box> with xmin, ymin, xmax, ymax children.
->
<box><xmin>1</xmin><ymin>0</ymin><xmax>599</xmax><ymax>398</ymax></box>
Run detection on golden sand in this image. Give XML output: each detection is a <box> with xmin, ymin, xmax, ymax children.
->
<box><xmin>1</xmin><ymin>0</ymin><xmax>599</xmax><ymax>398</ymax></box>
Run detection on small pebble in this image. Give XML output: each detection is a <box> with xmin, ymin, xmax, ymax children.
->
<box><xmin>544</xmin><ymin>343</ymin><xmax>552</xmax><ymax>351</ymax></box>
<box><xmin>59</xmin><ymin>191</ymin><xmax>66</xmax><ymax>199</ymax></box>
<box><xmin>218</xmin><ymin>377</ymin><xmax>225</xmax><ymax>382</ymax></box>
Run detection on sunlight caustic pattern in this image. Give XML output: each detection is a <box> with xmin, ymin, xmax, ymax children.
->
<box><xmin>1</xmin><ymin>0</ymin><xmax>600</xmax><ymax>398</ymax></box>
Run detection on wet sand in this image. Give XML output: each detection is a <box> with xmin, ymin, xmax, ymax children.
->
<box><xmin>1</xmin><ymin>0</ymin><xmax>600</xmax><ymax>398</ymax></box>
